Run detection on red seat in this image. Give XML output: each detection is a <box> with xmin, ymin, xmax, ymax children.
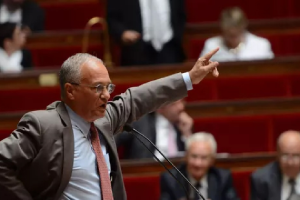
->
<box><xmin>123</xmin><ymin>170</ymin><xmax>252</xmax><ymax>200</ymax></box>
<box><xmin>272</xmin><ymin>113</ymin><xmax>300</xmax><ymax>148</ymax></box>
<box><xmin>215</xmin><ymin>75</ymin><xmax>290</xmax><ymax>101</ymax></box>
<box><xmin>262</xmin><ymin>34</ymin><xmax>300</xmax><ymax>56</ymax></box>
<box><xmin>39</xmin><ymin>0</ymin><xmax>300</xmax><ymax>31</ymax></box>
<box><xmin>232</xmin><ymin>170</ymin><xmax>252</xmax><ymax>200</ymax></box>
<box><xmin>42</xmin><ymin>1</ymin><xmax>104</xmax><ymax>30</ymax></box>
<box><xmin>0</xmin><ymin>87</ymin><xmax>61</xmax><ymax>112</ymax></box>
<box><xmin>1</xmin><ymin>74</ymin><xmax>300</xmax><ymax>112</ymax></box>
<box><xmin>123</xmin><ymin>176</ymin><xmax>160</xmax><ymax>200</ymax></box>
<box><xmin>186</xmin><ymin>0</ymin><xmax>300</xmax><ymax>23</ymax></box>
<box><xmin>31</xmin><ymin>45</ymin><xmax>103</xmax><ymax>67</ymax></box>
<box><xmin>194</xmin><ymin>115</ymin><xmax>271</xmax><ymax>153</ymax></box>
<box><xmin>0</xmin><ymin>130</ymin><xmax>12</xmax><ymax>141</ymax></box>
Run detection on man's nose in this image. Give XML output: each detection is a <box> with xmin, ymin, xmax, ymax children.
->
<box><xmin>101</xmin><ymin>89</ymin><xmax>110</xmax><ymax>100</ymax></box>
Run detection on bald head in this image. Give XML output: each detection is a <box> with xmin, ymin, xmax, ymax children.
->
<box><xmin>277</xmin><ymin>130</ymin><xmax>300</xmax><ymax>179</ymax></box>
<box><xmin>277</xmin><ymin>130</ymin><xmax>300</xmax><ymax>152</ymax></box>
<box><xmin>80</xmin><ymin>58</ymin><xmax>109</xmax><ymax>85</ymax></box>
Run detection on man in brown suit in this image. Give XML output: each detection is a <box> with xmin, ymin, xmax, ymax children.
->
<box><xmin>0</xmin><ymin>48</ymin><xmax>220</xmax><ymax>200</ymax></box>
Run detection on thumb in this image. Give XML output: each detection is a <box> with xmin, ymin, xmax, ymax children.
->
<box><xmin>203</xmin><ymin>61</ymin><xmax>219</xmax><ymax>72</ymax></box>
<box><xmin>212</xmin><ymin>67</ymin><xmax>219</xmax><ymax>77</ymax></box>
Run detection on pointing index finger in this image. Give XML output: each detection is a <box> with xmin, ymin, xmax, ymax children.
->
<box><xmin>203</xmin><ymin>47</ymin><xmax>219</xmax><ymax>60</ymax></box>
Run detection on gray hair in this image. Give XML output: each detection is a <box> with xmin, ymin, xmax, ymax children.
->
<box><xmin>185</xmin><ymin>132</ymin><xmax>217</xmax><ymax>155</ymax></box>
<box><xmin>59</xmin><ymin>53</ymin><xmax>103</xmax><ymax>98</ymax></box>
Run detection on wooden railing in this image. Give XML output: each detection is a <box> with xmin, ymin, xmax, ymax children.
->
<box><xmin>26</xmin><ymin>18</ymin><xmax>300</xmax><ymax>49</ymax></box>
<box><xmin>1</xmin><ymin>96</ymin><xmax>300</xmax><ymax>130</ymax></box>
<box><xmin>120</xmin><ymin>152</ymin><xmax>277</xmax><ymax>176</ymax></box>
<box><xmin>1</xmin><ymin>56</ymin><xmax>300</xmax><ymax>90</ymax></box>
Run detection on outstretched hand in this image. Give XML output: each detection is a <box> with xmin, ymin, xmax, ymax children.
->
<box><xmin>189</xmin><ymin>47</ymin><xmax>219</xmax><ymax>84</ymax></box>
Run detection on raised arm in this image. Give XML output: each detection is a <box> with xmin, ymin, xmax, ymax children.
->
<box><xmin>107</xmin><ymin>48</ymin><xmax>220</xmax><ymax>134</ymax></box>
<box><xmin>0</xmin><ymin>113</ymin><xmax>42</xmax><ymax>200</ymax></box>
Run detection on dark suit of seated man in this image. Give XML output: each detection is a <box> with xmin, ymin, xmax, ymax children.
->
<box><xmin>250</xmin><ymin>130</ymin><xmax>300</xmax><ymax>200</ymax></box>
<box><xmin>160</xmin><ymin>132</ymin><xmax>240</xmax><ymax>200</ymax></box>
<box><xmin>115</xmin><ymin>99</ymin><xmax>193</xmax><ymax>160</ymax></box>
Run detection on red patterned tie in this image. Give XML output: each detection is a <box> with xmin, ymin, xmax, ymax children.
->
<box><xmin>90</xmin><ymin>122</ymin><xmax>114</xmax><ymax>200</ymax></box>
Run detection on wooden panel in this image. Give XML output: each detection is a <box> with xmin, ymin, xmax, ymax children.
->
<box><xmin>36</xmin><ymin>0</ymin><xmax>97</xmax><ymax>5</ymax></box>
<box><xmin>1</xmin><ymin>97</ymin><xmax>300</xmax><ymax>129</ymax></box>
<box><xmin>120</xmin><ymin>152</ymin><xmax>276</xmax><ymax>176</ymax></box>
<box><xmin>26</xmin><ymin>18</ymin><xmax>300</xmax><ymax>49</ymax></box>
<box><xmin>1</xmin><ymin>56</ymin><xmax>300</xmax><ymax>90</ymax></box>
<box><xmin>186</xmin><ymin>97</ymin><xmax>300</xmax><ymax>118</ymax></box>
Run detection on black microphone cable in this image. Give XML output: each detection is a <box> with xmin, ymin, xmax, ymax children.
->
<box><xmin>123</xmin><ymin>124</ymin><xmax>205</xmax><ymax>200</ymax></box>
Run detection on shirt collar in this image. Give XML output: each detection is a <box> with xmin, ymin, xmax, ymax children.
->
<box><xmin>65</xmin><ymin>105</ymin><xmax>91</xmax><ymax>138</ymax></box>
<box><xmin>188</xmin><ymin>173</ymin><xmax>208</xmax><ymax>189</ymax></box>
<box><xmin>156</xmin><ymin>113</ymin><xmax>172</xmax><ymax>127</ymax></box>
<box><xmin>282</xmin><ymin>173</ymin><xmax>300</xmax><ymax>186</ymax></box>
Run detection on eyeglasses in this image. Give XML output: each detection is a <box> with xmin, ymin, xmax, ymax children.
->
<box><xmin>70</xmin><ymin>83</ymin><xmax>115</xmax><ymax>94</ymax></box>
<box><xmin>280</xmin><ymin>153</ymin><xmax>300</xmax><ymax>163</ymax></box>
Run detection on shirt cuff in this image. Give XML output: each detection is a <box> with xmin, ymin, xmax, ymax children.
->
<box><xmin>182</xmin><ymin>72</ymin><xmax>193</xmax><ymax>91</ymax></box>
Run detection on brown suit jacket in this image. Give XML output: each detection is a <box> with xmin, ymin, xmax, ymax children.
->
<box><xmin>0</xmin><ymin>73</ymin><xmax>188</xmax><ymax>200</ymax></box>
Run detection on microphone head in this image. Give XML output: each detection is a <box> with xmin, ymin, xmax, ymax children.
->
<box><xmin>123</xmin><ymin>124</ymin><xmax>133</xmax><ymax>132</ymax></box>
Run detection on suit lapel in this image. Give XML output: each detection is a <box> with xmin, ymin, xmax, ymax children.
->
<box><xmin>52</xmin><ymin>102</ymin><xmax>74</xmax><ymax>200</ymax></box>
<box><xmin>270</xmin><ymin>162</ymin><xmax>282</xmax><ymax>200</ymax></box>
<box><xmin>149</xmin><ymin>113</ymin><xmax>157</xmax><ymax>153</ymax></box>
<box><xmin>175</xmin><ymin>165</ymin><xmax>189</xmax><ymax>200</ymax></box>
<box><xmin>208</xmin><ymin>171</ymin><xmax>218</xmax><ymax>200</ymax></box>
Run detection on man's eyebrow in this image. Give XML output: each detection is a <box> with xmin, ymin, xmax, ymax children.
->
<box><xmin>92</xmin><ymin>81</ymin><xmax>112</xmax><ymax>85</ymax></box>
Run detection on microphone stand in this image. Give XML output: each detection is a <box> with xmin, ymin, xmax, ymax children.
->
<box><xmin>123</xmin><ymin>124</ymin><xmax>205</xmax><ymax>200</ymax></box>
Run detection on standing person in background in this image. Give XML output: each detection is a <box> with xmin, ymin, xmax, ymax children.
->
<box><xmin>200</xmin><ymin>7</ymin><xmax>274</xmax><ymax>62</ymax></box>
<box><xmin>107</xmin><ymin>0</ymin><xmax>186</xmax><ymax>67</ymax></box>
<box><xmin>0</xmin><ymin>0</ymin><xmax>45</xmax><ymax>33</ymax></box>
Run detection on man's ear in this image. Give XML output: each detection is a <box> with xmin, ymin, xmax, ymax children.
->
<box><xmin>65</xmin><ymin>83</ymin><xmax>75</xmax><ymax>100</ymax></box>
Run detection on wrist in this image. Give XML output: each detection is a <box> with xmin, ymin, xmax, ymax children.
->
<box><xmin>188</xmin><ymin>71</ymin><xmax>196</xmax><ymax>85</ymax></box>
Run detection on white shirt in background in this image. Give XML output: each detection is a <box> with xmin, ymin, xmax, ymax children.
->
<box><xmin>139</xmin><ymin>0</ymin><xmax>173</xmax><ymax>51</ymax></box>
<box><xmin>0</xmin><ymin>48</ymin><xmax>23</xmax><ymax>73</ymax></box>
<box><xmin>154</xmin><ymin>114</ymin><xmax>178</xmax><ymax>160</ymax></box>
<box><xmin>0</xmin><ymin>4</ymin><xmax>22</xmax><ymax>24</ymax></box>
<box><xmin>200</xmin><ymin>32</ymin><xmax>274</xmax><ymax>62</ymax></box>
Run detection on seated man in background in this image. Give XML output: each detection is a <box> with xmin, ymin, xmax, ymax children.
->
<box><xmin>160</xmin><ymin>132</ymin><xmax>240</xmax><ymax>200</ymax></box>
<box><xmin>251</xmin><ymin>130</ymin><xmax>300</xmax><ymax>200</ymax></box>
<box><xmin>0</xmin><ymin>0</ymin><xmax>45</xmax><ymax>33</ymax></box>
<box><xmin>116</xmin><ymin>99</ymin><xmax>193</xmax><ymax>160</ymax></box>
<box><xmin>200</xmin><ymin>7</ymin><xmax>274</xmax><ymax>62</ymax></box>
<box><xmin>0</xmin><ymin>22</ymin><xmax>32</xmax><ymax>72</ymax></box>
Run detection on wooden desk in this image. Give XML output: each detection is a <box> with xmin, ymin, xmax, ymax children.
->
<box><xmin>1</xmin><ymin>56</ymin><xmax>300</xmax><ymax>90</ymax></box>
<box><xmin>26</xmin><ymin>18</ymin><xmax>300</xmax><ymax>49</ymax></box>
<box><xmin>186</xmin><ymin>97</ymin><xmax>300</xmax><ymax>118</ymax></box>
<box><xmin>1</xmin><ymin>97</ymin><xmax>300</xmax><ymax>130</ymax></box>
<box><xmin>120</xmin><ymin>152</ymin><xmax>276</xmax><ymax>176</ymax></box>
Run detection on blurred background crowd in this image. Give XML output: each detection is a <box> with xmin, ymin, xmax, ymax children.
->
<box><xmin>0</xmin><ymin>0</ymin><xmax>300</xmax><ymax>199</ymax></box>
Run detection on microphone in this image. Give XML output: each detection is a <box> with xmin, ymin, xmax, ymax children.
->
<box><xmin>123</xmin><ymin>124</ymin><xmax>205</xmax><ymax>200</ymax></box>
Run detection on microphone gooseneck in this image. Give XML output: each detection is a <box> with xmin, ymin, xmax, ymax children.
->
<box><xmin>123</xmin><ymin>124</ymin><xmax>205</xmax><ymax>200</ymax></box>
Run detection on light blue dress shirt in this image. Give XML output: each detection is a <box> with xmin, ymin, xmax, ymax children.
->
<box><xmin>60</xmin><ymin>73</ymin><xmax>192</xmax><ymax>200</ymax></box>
<box><xmin>60</xmin><ymin>106</ymin><xmax>110</xmax><ymax>200</ymax></box>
